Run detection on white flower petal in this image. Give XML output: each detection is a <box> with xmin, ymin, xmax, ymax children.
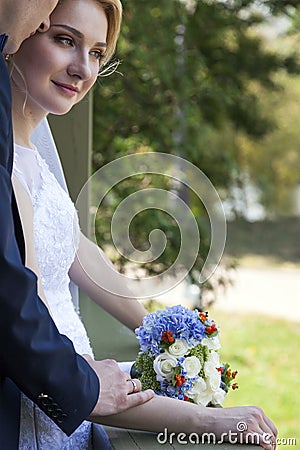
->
<box><xmin>168</xmin><ymin>339</ymin><xmax>189</xmax><ymax>357</ymax></box>
<box><xmin>153</xmin><ymin>352</ymin><xmax>178</xmax><ymax>382</ymax></box>
<box><xmin>201</xmin><ymin>336</ymin><xmax>221</xmax><ymax>351</ymax></box>
<box><xmin>182</xmin><ymin>356</ymin><xmax>201</xmax><ymax>378</ymax></box>
<box><xmin>211</xmin><ymin>388</ymin><xmax>226</xmax><ymax>405</ymax></box>
<box><xmin>187</xmin><ymin>378</ymin><xmax>213</xmax><ymax>406</ymax></box>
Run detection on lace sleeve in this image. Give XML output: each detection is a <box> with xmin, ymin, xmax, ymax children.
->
<box><xmin>13</xmin><ymin>144</ymin><xmax>42</xmax><ymax>200</ymax></box>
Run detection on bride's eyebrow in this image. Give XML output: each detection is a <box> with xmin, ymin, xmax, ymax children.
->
<box><xmin>51</xmin><ymin>23</ymin><xmax>107</xmax><ymax>48</ymax></box>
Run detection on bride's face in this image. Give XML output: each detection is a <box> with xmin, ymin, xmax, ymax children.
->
<box><xmin>12</xmin><ymin>0</ymin><xmax>108</xmax><ymax>117</ymax></box>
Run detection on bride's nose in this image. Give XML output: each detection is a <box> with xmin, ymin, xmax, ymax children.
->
<box><xmin>67</xmin><ymin>54</ymin><xmax>92</xmax><ymax>81</ymax></box>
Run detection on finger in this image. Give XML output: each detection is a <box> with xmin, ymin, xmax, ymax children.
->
<box><xmin>258</xmin><ymin>433</ymin><xmax>276</xmax><ymax>450</ymax></box>
<box><xmin>132</xmin><ymin>378</ymin><xmax>142</xmax><ymax>392</ymax></box>
<box><xmin>258</xmin><ymin>415</ymin><xmax>277</xmax><ymax>444</ymax></box>
<box><xmin>252</xmin><ymin>409</ymin><xmax>277</xmax><ymax>445</ymax></box>
<box><xmin>126</xmin><ymin>379</ymin><xmax>136</xmax><ymax>394</ymax></box>
<box><xmin>263</xmin><ymin>416</ymin><xmax>278</xmax><ymax>438</ymax></box>
<box><xmin>126</xmin><ymin>378</ymin><xmax>142</xmax><ymax>394</ymax></box>
<box><xmin>252</xmin><ymin>427</ymin><xmax>276</xmax><ymax>450</ymax></box>
<box><xmin>127</xmin><ymin>378</ymin><xmax>142</xmax><ymax>394</ymax></box>
<box><xmin>125</xmin><ymin>389</ymin><xmax>155</xmax><ymax>409</ymax></box>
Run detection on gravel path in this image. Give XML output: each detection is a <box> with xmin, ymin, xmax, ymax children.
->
<box><xmin>156</xmin><ymin>266</ymin><xmax>300</xmax><ymax>323</ymax></box>
<box><xmin>214</xmin><ymin>266</ymin><xmax>300</xmax><ymax>322</ymax></box>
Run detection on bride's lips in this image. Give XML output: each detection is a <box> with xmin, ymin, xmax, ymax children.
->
<box><xmin>52</xmin><ymin>81</ymin><xmax>79</xmax><ymax>97</ymax></box>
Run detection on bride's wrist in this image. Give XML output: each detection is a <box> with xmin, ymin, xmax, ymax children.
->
<box><xmin>194</xmin><ymin>405</ymin><xmax>225</xmax><ymax>436</ymax></box>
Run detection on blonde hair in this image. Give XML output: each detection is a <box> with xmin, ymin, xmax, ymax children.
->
<box><xmin>98</xmin><ymin>0</ymin><xmax>123</xmax><ymax>66</ymax></box>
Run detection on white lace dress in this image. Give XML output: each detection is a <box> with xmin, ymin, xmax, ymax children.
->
<box><xmin>13</xmin><ymin>144</ymin><xmax>93</xmax><ymax>449</ymax></box>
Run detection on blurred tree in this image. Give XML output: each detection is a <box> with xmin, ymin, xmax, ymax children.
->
<box><xmin>238</xmin><ymin>72</ymin><xmax>300</xmax><ymax>216</ymax></box>
<box><xmin>92</xmin><ymin>0</ymin><xmax>300</xmax><ymax>307</ymax></box>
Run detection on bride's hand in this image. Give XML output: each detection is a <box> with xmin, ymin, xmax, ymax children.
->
<box><xmin>201</xmin><ymin>405</ymin><xmax>277</xmax><ymax>450</ymax></box>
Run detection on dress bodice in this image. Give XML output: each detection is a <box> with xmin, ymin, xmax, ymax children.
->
<box><xmin>13</xmin><ymin>144</ymin><xmax>93</xmax><ymax>449</ymax></box>
<box><xmin>14</xmin><ymin>144</ymin><xmax>79</xmax><ymax>292</ymax></box>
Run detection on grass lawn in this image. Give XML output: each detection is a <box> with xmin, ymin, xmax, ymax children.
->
<box><xmin>217</xmin><ymin>219</ymin><xmax>300</xmax><ymax>447</ymax></box>
<box><xmin>210</xmin><ymin>309</ymin><xmax>300</xmax><ymax>448</ymax></box>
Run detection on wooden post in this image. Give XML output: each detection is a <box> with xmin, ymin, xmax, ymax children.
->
<box><xmin>48</xmin><ymin>92</ymin><xmax>93</xmax><ymax>236</ymax></box>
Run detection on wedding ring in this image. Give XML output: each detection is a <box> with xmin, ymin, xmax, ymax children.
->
<box><xmin>128</xmin><ymin>379</ymin><xmax>138</xmax><ymax>393</ymax></box>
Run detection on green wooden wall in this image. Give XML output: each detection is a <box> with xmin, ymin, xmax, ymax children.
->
<box><xmin>48</xmin><ymin>92</ymin><xmax>93</xmax><ymax>235</ymax></box>
<box><xmin>48</xmin><ymin>94</ymin><xmax>138</xmax><ymax>362</ymax></box>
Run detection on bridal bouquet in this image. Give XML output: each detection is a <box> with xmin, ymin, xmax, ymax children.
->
<box><xmin>132</xmin><ymin>305</ymin><xmax>237</xmax><ymax>406</ymax></box>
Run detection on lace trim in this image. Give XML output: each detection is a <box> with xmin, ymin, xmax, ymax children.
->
<box><xmin>19</xmin><ymin>395</ymin><xmax>91</xmax><ymax>450</ymax></box>
<box><xmin>31</xmin><ymin>153</ymin><xmax>80</xmax><ymax>292</ymax></box>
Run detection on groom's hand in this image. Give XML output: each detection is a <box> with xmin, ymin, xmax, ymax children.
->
<box><xmin>82</xmin><ymin>355</ymin><xmax>154</xmax><ymax>417</ymax></box>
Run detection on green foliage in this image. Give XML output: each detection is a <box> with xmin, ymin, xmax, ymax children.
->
<box><xmin>94</xmin><ymin>0</ymin><xmax>300</xmax><ymax>168</ymax></box>
<box><xmin>93</xmin><ymin>0</ymin><xmax>300</xmax><ymax>305</ymax></box>
<box><xmin>237</xmin><ymin>71</ymin><xmax>300</xmax><ymax>215</ymax></box>
<box><xmin>189</xmin><ymin>343</ymin><xmax>208</xmax><ymax>378</ymax></box>
<box><xmin>135</xmin><ymin>352</ymin><xmax>161</xmax><ymax>391</ymax></box>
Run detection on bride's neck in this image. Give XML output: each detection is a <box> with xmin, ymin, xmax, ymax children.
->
<box><xmin>12</xmin><ymin>91</ymin><xmax>47</xmax><ymax>150</ymax></box>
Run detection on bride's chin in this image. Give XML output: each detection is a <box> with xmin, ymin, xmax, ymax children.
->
<box><xmin>48</xmin><ymin>106</ymin><xmax>73</xmax><ymax>116</ymax></box>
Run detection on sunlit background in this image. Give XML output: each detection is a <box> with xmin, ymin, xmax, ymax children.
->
<box><xmin>80</xmin><ymin>2</ymin><xmax>300</xmax><ymax>447</ymax></box>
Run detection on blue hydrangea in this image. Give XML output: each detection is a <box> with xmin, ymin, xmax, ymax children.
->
<box><xmin>181</xmin><ymin>379</ymin><xmax>195</xmax><ymax>393</ymax></box>
<box><xmin>159</xmin><ymin>380</ymin><xmax>185</xmax><ymax>399</ymax></box>
<box><xmin>135</xmin><ymin>305</ymin><xmax>207</xmax><ymax>355</ymax></box>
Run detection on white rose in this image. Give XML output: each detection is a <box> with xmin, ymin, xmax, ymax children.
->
<box><xmin>211</xmin><ymin>387</ymin><xmax>226</xmax><ymax>406</ymax></box>
<box><xmin>207</xmin><ymin>350</ymin><xmax>220</xmax><ymax>367</ymax></box>
<box><xmin>182</xmin><ymin>356</ymin><xmax>201</xmax><ymax>379</ymax></box>
<box><xmin>186</xmin><ymin>378</ymin><xmax>212</xmax><ymax>406</ymax></box>
<box><xmin>201</xmin><ymin>336</ymin><xmax>221</xmax><ymax>351</ymax></box>
<box><xmin>153</xmin><ymin>352</ymin><xmax>178</xmax><ymax>382</ymax></box>
<box><xmin>168</xmin><ymin>339</ymin><xmax>189</xmax><ymax>357</ymax></box>
<box><xmin>204</xmin><ymin>361</ymin><xmax>221</xmax><ymax>391</ymax></box>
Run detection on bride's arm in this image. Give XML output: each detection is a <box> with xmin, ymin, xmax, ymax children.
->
<box><xmin>12</xmin><ymin>175</ymin><xmax>50</xmax><ymax>312</ymax></box>
<box><xmin>69</xmin><ymin>232</ymin><xmax>147</xmax><ymax>331</ymax></box>
<box><xmin>92</xmin><ymin>396</ymin><xmax>277</xmax><ymax>450</ymax></box>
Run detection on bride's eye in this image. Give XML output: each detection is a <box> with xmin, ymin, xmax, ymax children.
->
<box><xmin>55</xmin><ymin>36</ymin><xmax>74</xmax><ymax>47</ymax></box>
<box><xmin>90</xmin><ymin>50</ymin><xmax>105</xmax><ymax>61</ymax></box>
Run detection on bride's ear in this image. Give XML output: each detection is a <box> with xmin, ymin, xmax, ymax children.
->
<box><xmin>38</xmin><ymin>18</ymin><xmax>51</xmax><ymax>33</ymax></box>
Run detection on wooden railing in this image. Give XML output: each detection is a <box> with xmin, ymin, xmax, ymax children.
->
<box><xmin>81</xmin><ymin>296</ymin><xmax>261</xmax><ymax>449</ymax></box>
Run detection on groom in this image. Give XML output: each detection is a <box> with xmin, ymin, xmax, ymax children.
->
<box><xmin>0</xmin><ymin>1</ymin><xmax>153</xmax><ymax>448</ymax></box>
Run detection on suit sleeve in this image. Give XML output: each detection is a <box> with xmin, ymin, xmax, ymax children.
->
<box><xmin>0</xmin><ymin>53</ymin><xmax>99</xmax><ymax>436</ymax></box>
<box><xmin>0</xmin><ymin>167</ymin><xmax>100</xmax><ymax>435</ymax></box>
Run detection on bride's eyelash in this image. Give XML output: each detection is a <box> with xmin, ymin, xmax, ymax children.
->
<box><xmin>54</xmin><ymin>35</ymin><xmax>74</xmax><ymax>46</ymax></box>
<box><xmin>54</xmin><ymin>36</ymin><xmax>104</xmax><ymax>62</ymax></box>
<box><xmin>90</xmin><ymin>50</ymin><xmax>105</xmax><ymax>61</ymax></box>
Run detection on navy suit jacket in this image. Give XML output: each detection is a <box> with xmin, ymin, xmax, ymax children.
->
<box><xmin>0</xmin><ymin>35</ymin><xmax>99</xmax><ymax>449</ymax></box>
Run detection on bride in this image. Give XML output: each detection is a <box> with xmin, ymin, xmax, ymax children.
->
<box><xmin>9</xmin><ymin>0</ymin><xmax>277</xmax><ymax>448</ymax></box>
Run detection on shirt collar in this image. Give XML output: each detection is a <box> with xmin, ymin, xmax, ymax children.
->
<box><xmin>0</xmin><ymin>34</ymin><xmax>8</xmax><ymax>53</ymax></box>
